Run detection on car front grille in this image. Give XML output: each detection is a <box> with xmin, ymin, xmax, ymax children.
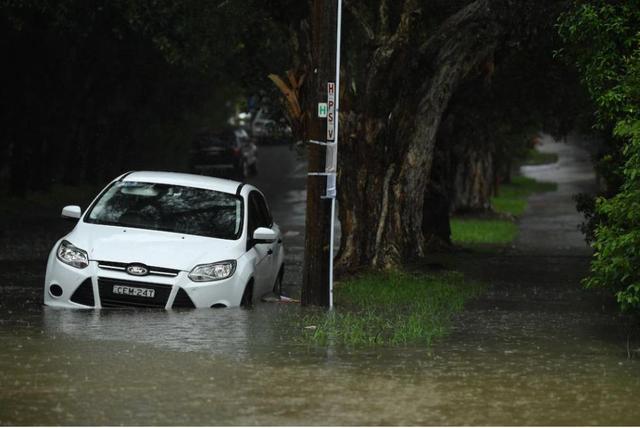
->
<box><xmin>70</xmin><ymin>278</ymin><xmax>95</xmax><ymax>307</ymax></box>
<box><xmin>97</xmin><ymin>261</ymin><xmax>180</xmax><ymax>278</ymax></box>
<box><xmin>98</xmin><ymin>277</ymin><xmax>172</xmax><ymax>308</ymax></box>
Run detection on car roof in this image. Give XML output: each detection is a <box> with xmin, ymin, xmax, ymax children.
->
<box><xmin>122</xmin><ymin>171</ymin><xmax>244</xmax><ymax>195</ymax></box>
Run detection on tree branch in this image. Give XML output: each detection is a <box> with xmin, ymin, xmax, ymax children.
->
<box><xmin>344</xmin><ymin>0</ymin><xmax>375</xmax><ymax>41</ymax></box>
<box><xmin>395</xmin><ymin>0</ymin><xmax>420</xmax><ymax>42</ymax></box>
<box><xmin>417</xmin><ymin>0</ymin><xmax>489</xmax><ymax>57</ymax></box>
<box><xmin>376</xmin><ymin>0</ymin><xmax>420</xmax><ymax>62</ymax></box>
<box><xmin>378</xmin><ymin>0</ymin><xmax>390</xmax><ymax>36</ymax></box>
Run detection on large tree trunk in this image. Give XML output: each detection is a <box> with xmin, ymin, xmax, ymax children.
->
<box><xmin>450</xmin><ymin>135</ymin><xmax>495</xmax><ymax>213</ymax></box>
<box><xmin>336</xmin><ymin>0</ymin><xmax>506</xmax><ymax>269</ymax></box>
<box><xmin>300</xmin><ymin>0</ymin><xmax>336</xmax><ymax>306</ymax></box>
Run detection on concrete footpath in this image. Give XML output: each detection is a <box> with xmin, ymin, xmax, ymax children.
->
<box><xmin>515</xmin><ymin>134</ymin><xmax>596</xmax><ymax>255</ymax></box>
<box><xmin>444</xmin><ymin>134</ymin><xmax>626</xmax><ymax>361</ymax></box>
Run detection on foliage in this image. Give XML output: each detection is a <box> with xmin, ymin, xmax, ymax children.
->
<box><xmin>558</xmin><ymin>1</ymin><xmax>640</xmax><ymax>127</ymax></box>
<box><xmin>559</xmin><ymin>1</ymin><xmax>640</xmax><ymax>311</ymax></box>
<box><xmin>574</xmin><ymin>192</ymin><xmax>599</xmax><ymax>243</ymax></box>
<box><xmin>301</xmin><ymin>271</ymin><xmax>482</xmax><ymax>346</ymax></box>
<box><xmin>584</xmin><ymin>121</ymin><xmax>640</xmax><ymax>311</ymax></box>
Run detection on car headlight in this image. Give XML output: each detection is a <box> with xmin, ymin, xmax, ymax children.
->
<box><xmin>188</xmin><ymin>260</ymin><xmax>236</xmax><ymax>282</ymax></box>
<box><xmin>57</xmin><ymin>240</ymin><xmax>89</xmax><ymax>269</ymax></box>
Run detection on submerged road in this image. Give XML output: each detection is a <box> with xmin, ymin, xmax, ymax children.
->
<box><xmin>1</xmin><ymin>138</ymin><xmax>640</xmax><ymax>425</ymax></box>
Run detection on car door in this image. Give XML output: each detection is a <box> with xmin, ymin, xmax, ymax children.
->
<box><xmin>247</xmin><ymin>191</ymin><xmax>273</xmax><ymax>297</ymax></box>
<box><xmin>253</xmin><ymin>191</ymin><xmax>281</xmax><ymax>287</ymax></box>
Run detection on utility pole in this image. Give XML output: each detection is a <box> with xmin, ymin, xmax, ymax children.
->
<box><xmin>301</xmin><ymin>0</ymin><xmax>338</xmax><ymax>307</ymax></box>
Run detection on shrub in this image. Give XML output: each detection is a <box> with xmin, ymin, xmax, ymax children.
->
<box><xmin>559</xmin><ymin>1</ymin><xmax>640</xmax><ymax>311</ymax></box>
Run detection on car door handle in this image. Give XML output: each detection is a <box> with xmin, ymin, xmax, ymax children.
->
<box><xmin>267</xmin><ymin>249</ymin><xmax>273</xmax><ymax>255</ymax></box>
<box><xmin>277</xmin><ymin>239</ymin><xmax>283</xmax><ymax>244</ymax></box>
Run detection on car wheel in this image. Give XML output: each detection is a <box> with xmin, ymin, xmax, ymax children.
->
<box><xmin>249</xmin><ymin>162</ymin><xmax>258</xmax><ymax>176</ymax></box>
<box><xmin>240</xmin><ymin>281</ymin><xmax>253</xmax><ymax>308</ymax></box>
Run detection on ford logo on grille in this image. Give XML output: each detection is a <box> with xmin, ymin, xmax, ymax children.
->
<box><xmin>126</xmin><ymin>264</ymin><xmax>149</xmax><ymax>276</ymax></box>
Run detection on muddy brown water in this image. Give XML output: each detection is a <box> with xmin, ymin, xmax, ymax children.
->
<box><xmin>2</xmin><ymin>139</ymin><xmax>640</xmax><ymax>425</ymax></box>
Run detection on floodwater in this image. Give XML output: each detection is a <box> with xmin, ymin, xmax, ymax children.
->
<box><xmin>2</xmin><ymin>141</ymin><xmax>640</xmax><ymax>425</ymax></box>
<box><xmin>2</xmin><ymin>287</ymin><xmax>639</xmax><ymax>425</ymax></box>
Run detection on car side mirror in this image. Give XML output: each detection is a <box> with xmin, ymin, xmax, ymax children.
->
<box><xmin>253</xmin><ymin>227</ymin><xmax>277</xmax><ymax>244</ymax></box>
<box><xmin>61</xmin><ymin>205</ymin><xmax>82</xmax><ymax>221</ymax></box>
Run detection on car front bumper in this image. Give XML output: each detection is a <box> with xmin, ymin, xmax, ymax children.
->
<box><xmin>44</xmin><ymin>256</ymin><xmax>247</xmax><ymax>309</ymax></box>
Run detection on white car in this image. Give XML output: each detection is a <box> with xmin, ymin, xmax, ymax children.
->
<box><xmin>251</xmin><ymin>108</ymin><xmax>292</xmax><ymax>143</ymax></box>
<box><xmin>44</xmin><ymin>171</ymin><xmax>284</xmax><ymax>309</ymax></box>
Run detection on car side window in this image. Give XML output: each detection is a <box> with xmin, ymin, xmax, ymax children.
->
<box><xmin>254</xmin><ymin>192</ymin><xmax>272</xmax><ymax>227</ymax></box>
<box><xmin>248</xmin><ymin>191</ymin><xmax>268</xmax><ymax>239</ymax></box>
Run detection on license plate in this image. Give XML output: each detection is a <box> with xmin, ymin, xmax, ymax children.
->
<box><xmin>112</xmin><ymin>285</ymin><xmax>155</xmax><ymax>298</ymax></box>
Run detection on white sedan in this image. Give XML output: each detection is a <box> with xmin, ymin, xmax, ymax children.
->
<box><xmin>44</xmin><ymin>171</ymin><xmax>284</xmax><ymax>309</ymax></box>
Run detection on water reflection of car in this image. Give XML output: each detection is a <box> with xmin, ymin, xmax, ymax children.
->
<box><xmin>44</xmin><ymin>171</ymin><xmax>284</xmax><ymax>309</ymax></box>
<box><xmin>189</xmin><ymin>128</ymin><xmax>257</xmax><ymax>179</ymax></box>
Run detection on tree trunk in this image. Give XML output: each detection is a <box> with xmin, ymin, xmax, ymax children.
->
<box><xmin>301</xmin><ymin>0</ymin><xmax>336</xmax><ymax>307</ymax></box>
<box><xmin>451</xmin><ymin>142</ymin><xmax>495</xmax><ymax>213</ymax></box>
<box><xmin>337</xmin><ymin>0</ymin><xmax>505</xmax><ymax>269</ymax></box>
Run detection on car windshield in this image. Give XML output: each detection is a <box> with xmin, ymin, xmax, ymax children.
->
<box><xmin>85</xmin><ymin>181</ymin><xmax>243</xmax><ymax>240</ymax></box>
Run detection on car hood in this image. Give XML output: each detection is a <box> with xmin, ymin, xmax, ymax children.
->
<box><xmin>65</xmin><ymin>222</ymin><xmax>246</xmax><ymax>271</ymax></box>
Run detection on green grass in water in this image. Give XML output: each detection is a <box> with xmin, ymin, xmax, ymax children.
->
<box><xmin>450</xmin><ymin>219</ymin><xmax>517</xmax><ymax>245</ymax></box>
<box><xmin>492</xmin><ymin>176</ymin><xmax>557</xmax><ymax>216</ymax></box>
<box><xmin>301</xmin><ymin>271</ymin><xmax>482</xmax><ymax>346</ymax></box>
<box><xmin>520</xmin><ymin>148</ymin><xmax>559</xmax><ymax>166</ymax></box>
<box><xmin>450</xmin><ymin>176</ymin><xmax>557</xmax><ymax>245</ymax></box>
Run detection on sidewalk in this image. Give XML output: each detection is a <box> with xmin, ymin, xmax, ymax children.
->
<box><xmin>514</xmin><ymin>133</ymin><xmax>595</xmax><ymax>255</ymax></box>
<box><xmin>445</xmin><ymin>133</ymin><xmax>622</xmax><ymax>361</ymax></box>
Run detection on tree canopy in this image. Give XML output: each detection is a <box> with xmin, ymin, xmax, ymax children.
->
<box><xmin>559</xmin><ymin>0</ymin><xmax>640</xmax><ymax>312</ymax></box>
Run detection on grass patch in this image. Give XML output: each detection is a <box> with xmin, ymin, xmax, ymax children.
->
<box><xmin>520</xmin><ymin>148</ymin><xmax>559</xmax><ymax>166</ymax></box>
<box><xmin>301</xmin><ymin>271</ymin><xmax>483</xmax><ymax>346</ymax></box>
<box><xmin>492</xmin><ymin>176</ymin><xmax>557</xmax><ymax>216</ymax></box>
<box><xmin>451</xmin><ymin>176</ymin><xmax>557</xmax><ymax>245</ymax></box>
<box><xmin>450</xmin><ymin>219</ymin><xmax>517</xmax><ymax>245</ymax></box>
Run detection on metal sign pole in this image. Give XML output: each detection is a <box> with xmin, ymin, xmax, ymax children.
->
<box><xmin>328</xmin><ymin>0</ymin><xmax>342</xmax><ymax>309</ymax></box>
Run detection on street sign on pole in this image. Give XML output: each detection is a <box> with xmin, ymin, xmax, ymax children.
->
<box><xmin>327</xmin><ymin>82</ymin><xmax>336</xmax><ymax>141</ymax></box>
<box><xmin>325</xmin><ymin>81</ymin><xmax>337</xmax><ymax>199</ymax></box>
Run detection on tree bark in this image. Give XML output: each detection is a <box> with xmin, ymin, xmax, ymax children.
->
<box><xmin>301</xmin><ymin>0</ymin><xmax>336</xmax><ymax>307</ymax></box>
<box><xmin>451</xmin><ymin>146</ymin><xmax>494</xmax><ymax>213</ymax></box>
<box><xmin>337</xmin><ymin>0</ymin><xmax>506</xmax><ymax>269</ymax></box>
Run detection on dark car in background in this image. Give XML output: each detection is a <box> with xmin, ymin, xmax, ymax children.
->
<box><xmin>189</xmin><ymin>128</ymin><xmax>257</xmax><ymax>179</ymax></box>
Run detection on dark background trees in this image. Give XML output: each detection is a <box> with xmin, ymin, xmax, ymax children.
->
<box><xmin>0</xmin><ymin>0</ymin><xmax>289</xmax><ymax>195</ymax></box>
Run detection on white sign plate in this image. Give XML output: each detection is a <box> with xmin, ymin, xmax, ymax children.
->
<box><xmin>327</xmin><ymin>82</ymin><xmax>336</xmax><ymax>141</ymax></box>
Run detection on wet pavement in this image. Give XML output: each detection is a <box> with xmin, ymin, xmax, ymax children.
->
<box><xmin>2</xmin><ymin>138</ymin><xmax>640</xmax><ymax>425</ymax></box>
